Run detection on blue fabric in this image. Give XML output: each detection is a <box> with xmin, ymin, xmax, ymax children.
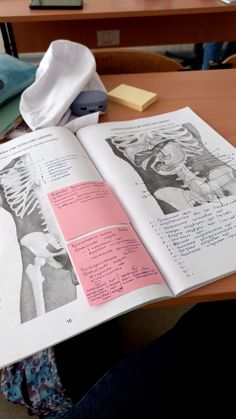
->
<box><xmin>202</xmin><ymin>42</ymin><xmax>223</xmax><ymax>69</ymax></box>
<box><xmin>1</xmin><ymin>347</ymin><xmax>73</xmax><ymax>418</ymax></box>
<box><xmin>0</xmin><ymin>53</ymin><xmax>36</xmax><ymax>105</ymax></box>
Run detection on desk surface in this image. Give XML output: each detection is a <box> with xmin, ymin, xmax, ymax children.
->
<box><xmin>3</xmin><ymin>0</ymin><xmax>236</xmax><ymax>54</ymax></box>
<box><xmin>1</xmin><ymin>0</ymin><xmax>236</xmax><ymax>22</ymax></box>
<box><xmin>100</xmin><ymin>69</ymin><xmax>236</xmax><ymax>307</ymax></box>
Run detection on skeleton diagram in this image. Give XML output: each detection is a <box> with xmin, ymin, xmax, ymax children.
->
<box><xmin>106</xmin><ymin>121</ymin><xmax>236</xmax><ymax>214</ymax></box>
<box><xmin>0</xmin><ymin>154</ymin><xmax>77</xmax><ymax>324</ymax></box>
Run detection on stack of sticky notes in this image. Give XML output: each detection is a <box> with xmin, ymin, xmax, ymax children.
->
<box><xmin>108</xmin><ymin>84</ymin><xmax>158</xmax><ymax>111</ymax></box>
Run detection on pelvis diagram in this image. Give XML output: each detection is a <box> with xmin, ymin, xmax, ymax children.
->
<box><xmin>0</xmin><ymin>154</ymin><xmax>77</xmax><ymax>323</ymax></box>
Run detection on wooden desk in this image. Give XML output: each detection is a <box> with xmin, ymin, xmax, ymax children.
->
<box><xmin>100</xmin><ymin>68</ymin><xmax>236</xmax><ymax>307</ymax></box>
<box><xmin>1</xmin><ymin>0</ymin><xmax>236</xmax><ymax>55</ymax></box>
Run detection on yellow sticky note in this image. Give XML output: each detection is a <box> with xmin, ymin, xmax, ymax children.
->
<box><xmin>108</xmin><ymin>84</ymin><xmax>157</xmax><ymax>111</ymax></box>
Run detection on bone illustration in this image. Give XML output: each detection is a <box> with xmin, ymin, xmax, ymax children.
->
<box><xmin>26</xmin><ymin>256</ymin><xmax>46</xmax><ymax>317</ymax></box>
<box><xmin>1</xmin><ymin>155</ymin><xmax>61</xmax><ymax>237</ymax></box>
<box><xmin>0</xmin><ymin>154</ymin><xmax>77</xmax><ymax>323</ymax></box>
<box><xmin>107</xmin><ymin>121</ymin><xmax>236</xmax><ymax>213</ymax></box>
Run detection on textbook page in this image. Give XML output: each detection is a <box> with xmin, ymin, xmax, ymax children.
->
<box><xmin>0</xmin><ymin>126</ymin><xmax>171</xmax><ymax>368</ymax></box>
<box><xmin>77</xmin><ymin>107</ymin><xmax>236</xmax><ymax>295</ymax></box>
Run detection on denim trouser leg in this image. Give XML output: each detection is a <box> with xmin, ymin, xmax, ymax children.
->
<box><xmin>202</xmin><ymin>42</ymin><xmax>223</xmax><ymax>69</ymax></box>
<box><xmin>61</xmin><ymin>300</ymin><xmax>236</xmax><ymax>419</ymax></box>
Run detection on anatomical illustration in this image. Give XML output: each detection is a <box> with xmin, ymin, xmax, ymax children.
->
<box><xmin>106</xmin><ymin>121</ymin><xmax>236</xmax><ymax>214</ymax></box>
<box><xmin>0</xmin><ymin>154</ymin><xmax>77</xmax><ymax>324</ymax></box>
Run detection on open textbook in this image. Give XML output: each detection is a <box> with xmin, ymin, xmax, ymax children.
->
<box><xmin>0</xmin><ymin>107</ymin><xmax>236</xmax><ymax>367</ymax></box>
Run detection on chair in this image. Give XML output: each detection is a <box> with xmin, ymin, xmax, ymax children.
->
<box><xmin>92</xmin><ymin>48</ymin><xmax>183</xmax><ymax>75</ymax></box>
<box><xmin>222</xmin><ymin>53</ymin><xmax>236</xmax><ymax>68</ymax></box>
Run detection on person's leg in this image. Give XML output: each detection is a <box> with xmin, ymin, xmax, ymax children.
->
<box><xmin>54</xmin><ymin>319</ymin><xmax>123</xmax><ymax>403</ymax></box>
<box><xmin>202</xmin><ymin>42</ymin><xmax>223</xmax><ymax>69</ymax></box>
<box><xmin>62</xmin><ymin>300</ymin><xmax>236</xmax><ymax>419</ymax></box>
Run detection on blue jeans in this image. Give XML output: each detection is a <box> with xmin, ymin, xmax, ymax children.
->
<box><xmin>202</xmin><ymin>42</ymin><xmax>223</xmax><ymax>69</ymax></box>
<box><xmin>61</xmin><ymin>300</ymin><xmax>236</xmax><ymax>419</ymax></box>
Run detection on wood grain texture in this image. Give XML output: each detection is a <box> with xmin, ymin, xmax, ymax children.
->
<box><xmin>1</xmin><ymin>0</ymin><xmax>236</xmax><ymax>21</ymax></box>
<box><xmin>2</xmin><ymin>0</ymin><xmax>236</xmax><ymax>53</ymax></box>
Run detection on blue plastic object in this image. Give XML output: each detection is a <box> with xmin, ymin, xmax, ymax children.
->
<box><xmin>70</xmin><ymin>90</ymin><xmax>108</xmax><ymax>116</ymax></box>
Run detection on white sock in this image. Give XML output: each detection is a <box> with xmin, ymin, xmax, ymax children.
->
<box><xmin>20</xmin><ymin>40</ymin><xmax>106</xmax><ymax>131</ymax></box>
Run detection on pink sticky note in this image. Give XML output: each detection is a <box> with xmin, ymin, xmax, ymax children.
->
<box><xmin>48</xmin><ymin>181</ymin><xmax>129</xmax><ymax>240</ymax></box>
<box><xmin>68</xmin><ymin>226</ymin><xmax>163</xmax><ymax>306</ymax></box>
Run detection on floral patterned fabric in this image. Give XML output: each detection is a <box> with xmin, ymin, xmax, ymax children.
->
<box><xmin>0</xmin><ymin>347</ymin><xmax>73</xmax><ymax>418</ymax></box>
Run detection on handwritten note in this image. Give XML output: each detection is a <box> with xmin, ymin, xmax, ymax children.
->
<box><xmin>48</xmin><ymin>181</ymin><xmax>129</xmax><ymax>240</ymax></box>
<box><xmin>68</xmin><ymin>226</ymin><xmax>163</xmax><ymax>305</ymax></box>
<box><xmin>150</xmin><ymin>197</ymin><xmax>236</xmax><ymax>279</ymax></box>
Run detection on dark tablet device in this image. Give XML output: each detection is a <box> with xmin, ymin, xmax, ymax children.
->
<box><xmin>30</xmin><ymin>0</ymin><xmax>83</xmax><ymax>9</ymax></box>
